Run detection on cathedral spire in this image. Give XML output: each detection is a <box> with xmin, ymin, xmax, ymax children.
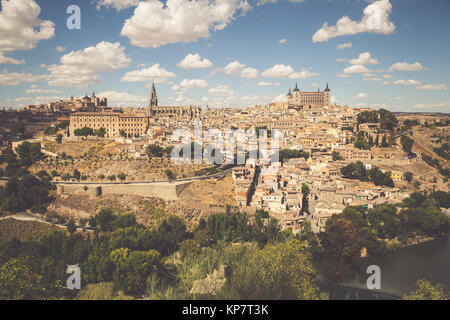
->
<box><xmin>150</xmin><ymin>82</ymin><xmax>158</xmax><ymax>108</ymax></box>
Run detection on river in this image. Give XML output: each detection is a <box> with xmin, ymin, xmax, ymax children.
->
<box><xmin>340</xmin><ymin>235</ymin><xmax>450</xmax><ymax>298</ymax></box>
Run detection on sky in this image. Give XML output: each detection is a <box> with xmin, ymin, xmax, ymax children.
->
<box><xmin>0</xmin><ymin>0</ymin><xmax>449</xmax><ymax>112</ymax></box>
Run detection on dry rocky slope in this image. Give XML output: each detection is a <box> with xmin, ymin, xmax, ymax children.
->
<box><xmin>47</xmin><ymin>175</ymin><xmax>237</xmax><ymax>229</ymax></box>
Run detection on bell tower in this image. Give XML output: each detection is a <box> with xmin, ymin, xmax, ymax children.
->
<box><xmin>150</xmin><ymin>83</ymin><xmax>158</xmax><ymax>108</ymax></box>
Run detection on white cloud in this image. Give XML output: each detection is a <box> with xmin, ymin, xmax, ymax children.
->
<box><xmin>96</xmin><ymin>0</ymin><xmax>139</xmax><ymax>11</ymax></box>
<box><xmin>262</xmin><ymin>65</ymin><xmax>318</xmax><ymax>79</ymax></box>
<box><xmin>382</xmin><ymin>74</ymin><xmax>393</xmax><ymax>79</ymax></box>
<box><xmin>289</xmin><ymin>69</ymin><xmax>319</xmax><ymax>79</ymax></box>
<box><xmin>55</xmin><ymin>46</ymin><xmax>66</xmax><ymax>52</ymax></box>
<box><xmin>342</xmin><ymin>65</ymin><xmax>370</xmax><ymax>74</ymax></box>
<box><xmin>224</xmin><ymin>61</ymin><xmax>258</xmax><ymax>78</ymax></box>
<box><xmin>337</xmin><ymin>73</ymin><xmax>350</xmax><ymax>78</ymax></box>
<box><xmin>337</xmin><ymin>42</ymin><xmax>352</xmax><ymax>50</ymax></box>
<box><xmin>258</xmin><ymin>82</ymin><xmax>280</xmax><ymax>87</ymax></box>
<box><xmin>224</xmin><ymin>60</ymin><xmax>245</xmax><ymax>75</ymax></box>
<box><xmin>256</xmin><ymin>0</ymin><xmax>276</xmax><ymax>6</ymax></box>
<box><xmin>355</xmin><ymin>92</ymin><xmax>368</xmax><ymax>98</ymax></box>
<box><xmin>180</xmin><ymin>78</ymin><xmax>209</xmax><ymax>88</ymax></box>
<box><xmin>312</xmin><ymin>0</ymin><xmax>395</xmax><ymax>42</ymax></box>
<box><xmin>241</xmin><ymin>67</ymin><xmax>259</xmax><ymax>79</ymax></box>
<box><xmin>60</xmin><ymin>42</ymin><xmax>130</xmax><ymax>72</ymax></box>
<box><xmin>348</xmin><ymin>52</ymin><xmax>379</xmax><ymax>65</ymax></box>
<box><xmin>413</xmin><ymin>101</ymin><xmax>450</xmax><ymax>111</ymax></box>
<box><xmin>0</xmin><ymin>53</ymin><xmax>25</xmax><ymax>65</ymax></box>
<box><xmin>121</xmin><ymin>63</ymin><xmax>176</xmax><ymax>84</ymax></box>
<box><xmin>394</xmin><ymin>79</ymin><xmax>421</xmax><ymax>86</ymax></box>
<box><xmin>120</xmin><ymin>0</ymin><xmax>251</xmax><ymax>48</ymax></box>
<box><xmin>209</xmin><ymin>85</ymin><xmax>234</xmax><ymax>96</ymax></box>
<box><xmin>279</xmin><ymin>38</ymin><xmax>287</xmax><ymax>44</ymax></box>
<box><xmin>363</xmin><ymin>77</ymin><xmax>382</xmax><ymax>82</ymax></box>
<box><xmin>97</xmin><ymin>90</ymin><xmax>148</xmax><ymax>106</ymax></box>
<box><xmin>47</xmin><ymin>42</ymin><xmax>131</xmax><ymax>88</ymax></box>
<box><xmin>382</xmin><ymin>80</ymin><xmax>390</xmax><ymax>85</ymax></box>
<box><xmin>416</xmin><ymin>84</ymin><xmax>448</xmax><ymax>90</ymax></box>
<box><xmin>25</xmin><ymin>88</ymin><xmax>60</xmax><ymax>94</ymax></box>
<box><xmin>262</xmin><ymin>64</ymin><xmax>293</xmax><ymax>78</ymax></box>
<box><xmin>0</xmin><ymin>0</ymin><xmax>55</xmax><ymax>60</ymax></box>
<box><xmin>240</xmin><ymin>94</ymin><xmax>262</xmax><ymax>106</ymax></box>
<box><xmin>388</xmin><ymin>62</ymin><xmax>424</xmax><ymax>72</ymax></box>
<box><xmin>258</xmin><ymin>0</ymin><xmax>305</xmax><ymax>5</ymax></box>
<box><xmin>15</xmin><ymin>95</ymin><xmax>65</xmax><ymax>105</ymax></box>
<box><xmin>272</xmin><ymin>94</ymin><xmax>287</xmax><ymax>103</ymax></box>
<box><xmin>0</xmin><ymin>70</ymin><xmax>46</xmax><ymax>86</ymax></box>
<box><xmin>177</xmin><ymin>53</ymin><xmax>213</xmax><ymax>70</ymax></box>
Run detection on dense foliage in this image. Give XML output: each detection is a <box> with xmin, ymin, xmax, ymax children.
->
<box><xmin>277</xmin><ymin>149</ymin><xmax>310</xmax><ymax>162</ymax></box>
<box><xmin>0</xmin><ymin>145</ymin><xmax>54</xmax><ymax>213</ymax></box>
<box><xmin>341</xmin><ymin>161</ymin><xmax>394</xmax><ymax>187</ymax></box>
<box><xmin>357</xmin><ymin>109</ymin><xmax>398</xmax><ymax>131</ymax></box>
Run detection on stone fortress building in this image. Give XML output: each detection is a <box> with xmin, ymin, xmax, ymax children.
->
<box><xmin>26</xmin><ymin>92</ymin><xmax>108</xmax><ymax>114</ymax></box>
<box><xmin>69</xmin><ymin>112</ymin><xmax>149</xmax><ymax>138</ymax></box>
<box><xmin>287</xmin><ymin>83</ymin><xmax>331</xmax><ymax>108</ymax></box>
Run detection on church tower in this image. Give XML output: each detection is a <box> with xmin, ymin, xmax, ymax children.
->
<box><xmin>150</xmin><ymin>83</ymin><xmax>158</xmax><ymax>108</ymax></box>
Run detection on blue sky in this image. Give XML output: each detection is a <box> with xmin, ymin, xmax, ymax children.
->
<box><xmin>0</xmin><ymin>0</ymin><xmax>449</xmax><ymax>112</ymax></box>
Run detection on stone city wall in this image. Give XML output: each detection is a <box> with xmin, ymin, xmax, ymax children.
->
<box><xmin>56</xmin><ymin>181</ymin><xmax>192</xmax><ymax>201</ymax></box>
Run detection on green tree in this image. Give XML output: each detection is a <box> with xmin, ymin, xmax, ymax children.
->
<box><xmin>112</xmin><ymin>250</ymin><xmax>162</xmax><ymax>295</ymax></box>
<box><xmin>146</xmin><ymin>144</ymin><xmax>165</xmax><ymax>157</ymax></box>
<box><xmin>381</xmin><ymin>135</ymin><xmax>388</xmax><ymax>147</ymax></box>
<box><xmin>319</xmin><ymin>215</ymin><xmax>364</xmax><ymax>299</ymax></box>
<box><xmin>45</xmin><ymin>126</ymin><xmax>58</xmax><ymax>135</ymax></box>
<box><xmin>117</xmin><ymin>173</ymin><xmax>127</xmax><ymax>182</ymax></box>
<box><xmin>332</xmin><ymin>151</ymin><xmax>343</xmax><ymax>161</ymax></box>
<box><xmin>341</xmin><ymin>161</ymin><xmax>368</xmax><ymax>181</ymax></box>
<box><xmin>220</xmin><ymin>239</ymin><xmax>319</xmax><ymax>300</ymax></box>
<box><xmin>67</xmin><ymin>219</ymin><xmax>77</xmax><ymax>234</ymax></box>
<box><xmin>401</xmin><ymin>135</ymin><xmax>414</xmax><ymax>154</ymax></box>
<box><xmin>368</xmin><ymin>167</ymin><xmax>394</xmax><ymax>187</ymax></box>
<box><xmin>73</xmin><ymin>169</ymin><xmax>81</xmax><ymax>181</ymax></box>
<box><xmin>165</xmin><ymin>169</ymin><xmax>175</xmax><ymax>181</ymax></box>
<box><xmin>56</xmin><ymin>134</ymin><xmax>63</xmax><ymax>144</ymax></box>
<box><xmin>0</xmin><ymin>148</ymin><xmax>17</xmax><ymax>164</ymax></box>
<box><xmin>403</xmin><ymin>279</ymin><xmax>448</xmax><ymax>300</ymax></box>
<box><xmin>0</xmin><ymin>256</ymin><xmax>43</xmax><ymax>300</ymax></box>
<box><xmin>15</xmin><ymin>141</ymin><xmax>43</xmax><ymax>166</ymax></box>
<box><xmin>95</xmin><ymin>127</ymin><xmax>107</xmax><ymax>138</ymax></box>
<box><xmin>403</xmin><ymin>171</ymin><xmax>413</xmax><ymax>182</ymax></box>
<box><xmin>301</xmin><ymin>183</ymin><xmax>310</xmax><ymax>213</ymax></box>
<box><xmin>74</xmin><ymin>127</ymin><xmax>94</xmax><ymax>139</ymax></box>
<box><xmin>91</xmin><ymin>208</ymin><xmax>116</xmax><ymax>232</ymax></box>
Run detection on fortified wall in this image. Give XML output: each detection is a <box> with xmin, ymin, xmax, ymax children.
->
<box><xmin>56</xmin><ymin>181</ymin><xmax>192</xmax><ymax>201</ymax></box>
